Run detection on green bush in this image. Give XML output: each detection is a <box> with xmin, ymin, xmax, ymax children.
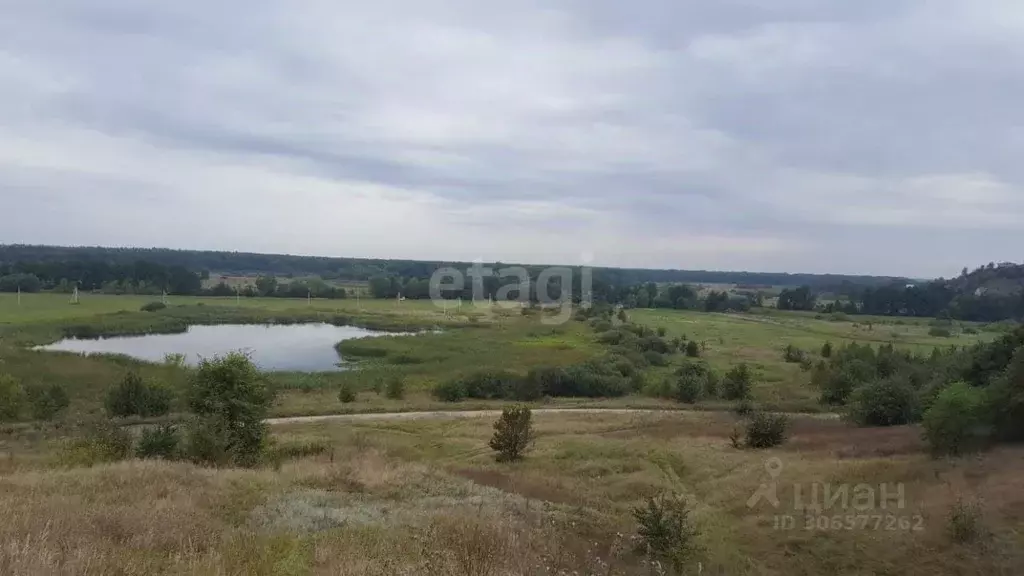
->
<box><xmin>929</xmin><ymin>327</ymin><xmax>953</xmax><ymax>338</ymax></box>
<box><xmin>432</xmin><ymin>379</ymin><xmax>467</xmax><ymax>402</ymax></box>
<box><xmin>106</xmin><ymin>372</ymin><xmax>173</xmax><ymax>418</ymax></box>
<box><xmin>384</xmin><ymin>376</ymin><xmax>406</xmax><ymax>400</ymax></box>
<box><xmin>685</xmin><ymin>340</ymin><xmax>701</xmax><ymax>358</ymax></box>
<box><xmin>62</xmin><ymin>419</ymin><xmax>133</xmax><ymax>467</ymax></box>
<box><xmin>783</xmin><ymin>344</ymin><xmax>807</xmax><ymax>363</ymax></box>
<box><xmin>338</xmin><ymin>382</ymin><xmax>356</xmax><ymax>403</ymax></box>
<box><xmin>922</xmin><ymin>381</ymin><xmax>988</xmax><ymax>457</ymax></box>
<box><xmin>489</xmin><ymin>405</ymin><xmax>533</xmax><ymax>462</ymax></box>
<box><xmin>0</xmin><ymin>374</ymin><xmax>25</xmax><ymax>422</ymax></box>
<box><xmin>676</xmin><ymin>375</ymin><xmax>703</xmax><ymax>404</ymax></box>
<box><xmin>987</xmin><ymin>346</ymin><xmax>1024</xmax><ymax>442</ymax></box>
<box><xmin>140</xmin><ymin>301</ymin><xmax>167</xmax><ymax>312</ymax></box>
<box><xmin>632</xmin><ymin>492</ymin><xmax>700</xmax><ymax>573</ymax></box>
<box><xmin>722</xmin><ymin>364</ymin><xmax>753</xmax><ymax>400</ymax></box>
<box><xmin>25</xmin><ymin>383</ymin><xmax>70</xmax><ymax>421</ymax></box>
<box><xmin>643</xmin><ymin>350</ymin><xmax>669</xmax><ymax>367</ymax></box>
<box><xmin>821</xmin><ymin>341</ymin><xmax>833</xmax><ymax>358</ymax></box>
<box><xmin>847</xmin><ymin>377</ymin><xmax>920</xmax><ymax>427</ymax></box>
<box><xmin>188</xmin><ymin>352</ymin><xmax>271</xmax><ymax>467</ymax></box>
<box><xmin>656</xmin><ymin>326</ymin><xmax>668</xmax><ymax>337</ymax></box>
<box><xmin>182</xmin><ymin>417</ymin><xmax>231</xmax><ymax>466</ymax></box>
<box><xmin>136</xmin><ymin>425</ymin><xmax>181</xmax><ymax>460</ymax></box>
<box><xmin>745</xmin><ymin>412</ymin><xmax>789</xmax><ymax>448</ymax></box>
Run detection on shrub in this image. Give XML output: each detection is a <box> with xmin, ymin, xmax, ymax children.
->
<box><xmin>847</xmin><ymin>377</ymin><xmax>920</xmax><ymax>427</ymax></box>
<box><xmin>617</xmin><ymin>308</ymin><xmax>628</xmax><ymax>322</ymax></box>
<box><xmin>106</xmin><ymin>372</ymin><xmax>173</xmax><ymax>418</ymax></box>
<box><xmin>62</xmin><ymin>419</ymin><xmax>133</xmax><ymax>467</ymax></box>
<box><xmin>929</xmin><ymin>327</ymin><xmax>953</xmax><ymax>338</ymax></box>
<box><xmin>922</xmin><ymin>381</ymin><xmax>988</xmax><ymax>457</ymax></box>
<box><xmin>632</xmin><ymin>492</ymin><xmax>699</xmax><ymax>573</ymax></box>
<box><xmin>338</xmin><ymin>382</ymin><xmax>356</xmax><ymax>403</ymax></box>
<box><xmin>182</xmin><ymin>417</ymin><xmax>231</xmax><ymax>466</ymax></box>
<box><xmin>643</xmin><ymin>351</ymin><xmax>669</xmax><ymax>367</ymax></box>
<box><xmin>656</xmin><ymin>326</ymin><xmax>667</xmax><ymax>337</ymax></box>
<box><xmin>676</xmin><ymin>375</ymin><xmax>702</xmax><ymax>404</ymax></box>
<box><xmin>987</xmin><ymin>346</ymin><xmax>1024</xmax><ymax>442</ymax></box>
<box><xmin>722</xmin><ymin>364</ymin><xmax>753</xmax><ymax>400</ymax></box>
<box><xmin>685</xmin><ymin>340</ymin><xmax>700</xmax><ymax>358</ymax></box>
<box><xmin>745</xmin><ymin>412</ymin><xmax>789</xmax><ymax>448</ymax></box>
<box><xmin>433</xmin><ymin>379</ymin><xmax>467</xmax><ymax>402</ymax></box>
<box><xmin>385</xmin><ymin>376</ymin><xmax>406</xmax><ymax>400</ymax></box>
<box><xmin>947</xmin><ymin>497</ymin><xmax>983</xmax><ymax>544</ymax></box>
<box><xmin>637</xmin><ymin>335</ymin><xmax>672</xmax><ymax>354</ymax></box>
<box><xmin>163</xmin><ymin>353</ymin><xmax>187</xmax><ymax>368</ymax></box>
<box><xmin>733</xmin><ymin>398</ymin><xmax>754</xmax><ymax>417</ymax></box>
<box><xmin>783</xmin><ymin>344</ymin><xmax>807</xmax><ymax>363</ymax></box>
<box><xmin>821</xmin><ymin>341</ymin><xmax>833</xmax><ymax>358</ymax></box>
<box><xmin>25</xmin><ymin>383</ymin><xmax>70</xmax><ymax>421</ymax></box>
<box><xmin>188</xmin><ymin>352</ymin><xmax>271</xmax><ymax>467</ymax></box>
<box><xmin>590</xmin><ymin>318</ymin><xmax>613</xmax><ymax>333</ymax></box>
<box><xmin>136</xmin><ymin>424</ymin><xmax>181</xmax><ymax>459</ymax></box>
<box><xmin>140</xmin><ymin>301</ymin><xmax>167</xmax><ymax>312</ymax></box>
<box><xmin>453</xmin><ymin>370</ymin><xmax>524</xmax><ymax>400</ymax></box>
<box><xmin>0</xmin><ymin>374</ymin><xmax>25</xmax><ymax>422</ymax></box>
<box><xmin>489</xmin><ymin>405</ymin><xmax>533</xmax><ymax>462</ymax></box>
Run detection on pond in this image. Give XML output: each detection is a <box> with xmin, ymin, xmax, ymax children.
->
<box><xmin>36</xmin><ymin>323</ymin><xmax>405</xmax><ymax>372</ymax></box>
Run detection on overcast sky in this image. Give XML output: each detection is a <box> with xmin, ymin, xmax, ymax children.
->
<box><xmin>2</xmin><ymin>1</ymin><xmax>1023</xmax><ymax>278</ymax></box>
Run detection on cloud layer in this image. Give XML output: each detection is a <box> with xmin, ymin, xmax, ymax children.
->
<box><xmin>3</xmin><ymin>0</ymin><xmax>1023</xmax><ymax>277</ymax></box>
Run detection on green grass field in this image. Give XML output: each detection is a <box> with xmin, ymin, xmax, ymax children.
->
<box><xmin>0</xmin><ymin>293</ymin><xmax>997</xmax><ymax>419</ymax></box>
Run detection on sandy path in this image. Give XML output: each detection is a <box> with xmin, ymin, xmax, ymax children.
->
<box><xmin>267</xmin><ymin>408</ymin><xmax>838</xmax><ymax>425</ymax></box>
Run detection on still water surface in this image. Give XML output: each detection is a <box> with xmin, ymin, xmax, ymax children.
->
<box><xmin>37</xmin><ymin>323</ymin><xmax>402</xmax><ymax>371</ymax></box>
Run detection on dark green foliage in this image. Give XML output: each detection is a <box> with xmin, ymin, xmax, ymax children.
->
<box><xmin>0</xmin><ymin>374</ymin><xmax>25</xmax><ymax>421</ymax></box>
<box><xmin>432</xmin><ymin>379</ymin><xmax>467</xmax><ymax>402</ymax></box>
<box><xmin>643</xmin><ymin>350</ymin><xmax>669</xmax><ymax>367</ymax></box>
<box><xmin>632</xmin><ymin>492</ymin><xmax>699</xmax><ymax>572</ymax></box>
<box><xmin>590</xmin><ymin>318</ymin><xmax>613</xmax><ymax>333</ymax></box>
<box><xmin>338</xmin><ymin>382</ymin><xmax>356</xmax><ymax>403</ymax></box>
<box><xmin>722</xmin><ymin>363</ymin><xmax>753</xmax><ymax>400</ymax></box>
<box><xmin>847</xmin><ymin>377</ymin><xmax>920</xmax><ymax>426</ymax></box>
<box><xmin>923</xmin><ymin>382</ymin><xmax>988</xmax><ymax>457</ymax></box>
<box><xmin>140</xmin><ymin>301</ymin><xmax>167</xmax><ymax>312</ymax></box>
<box><xmin>929</xmin><ymin>327</ymin><xmax>953</xmax><ymax>338</ymax></box>
<box><xmin>0</xmin><ymin>273</ymin><xmax>42</xmax><ymax>293</ymax></box>
<box><xmin>25</xmin><ymin>383</ymin><xmax>69</xmax><ymax>420</ymax></box>
<box><xmin>777</xmin><ymin>286</ymin><xmax>816</xmax><ymax>311</ymax></box>
<box><xmin>136</xmin><ymin>425</ymin><xmax>181</xmax><ymax>459</ymax></box>
<box><xmin>675</xmin><ymin>361</ymin><xmax>718</xmax><ymax>403</ymax></box>
<box><xmin>384</xmin><ymin>376</ymin><xmax>406</xmax><ymax>400</ymax></box>
<box><xmin>685</xmin><ymin>340</ymin><xmax>701</xmax><ymax>358</ymax></box>
<box><xmin>182</xmin><ymin>417</ymin><xmax>231</xmax><ymax>466</ymax></box>
<box><xmin>489</xmin><ymin>405</ymin><xmax>533</xmax><ymax>462</ymax></box>
<box><xmin>656</xmin><ymin>326</ymin><xmax>667</xmax><ymax>337</ymax></box>
<box><xmin>965</xmin><ymin>326</ymin><xmax>1024</xmax><ymax>386</ymax></box>
<box><xmin>187</xmin><ymin>353</ymin><xmax>271</xmax><ymax>467</ymax></box>
<box><xmin>783</xmin><ymin>344</ymin><xmax>808</xmax><ymax>363</ymax></box>
<box><xmin>62</xmin><ymin>419</ymin><xmax>134</xmax><ymax>466</ymax></box>
<box><xmin>745</xmin><ymin>412</ymin><xmax>789</xmax><ymax>448</ymax></box>
<box><xmin>986</xmin><ymin>346</ymin><xmax>1024</xmax><ymax>442</ymax></box>
<box><xmin>821</xmin><ymin>341</ymin><xmax>834</xmax><ymax>358</ymax></box>
<box><xmin>105</xmin><ymin>372</ymin><xmax>173</xmax><ymax>418</ymax></box>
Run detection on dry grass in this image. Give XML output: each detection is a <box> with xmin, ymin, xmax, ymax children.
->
<box><xmin>1</xmin><ymin>412</ymin><xmax>1023</xmax><ymax>575</ymax></box>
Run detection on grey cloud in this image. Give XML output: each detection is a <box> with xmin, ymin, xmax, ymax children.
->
<box><xmin>2</xmin><ymin>0</ymin><xmax>1023</xmax><ymax>277</ymax></box>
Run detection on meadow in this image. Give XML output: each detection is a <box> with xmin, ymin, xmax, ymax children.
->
<box><xmin>0</xmin><ymin>292</ymin><xmax>1016</xmax><ymax>575</ymax></box>
<box><xmin>0</xmin><ymin>411</ymin><xmax>1020</xmax><ymax>575</ymax></box>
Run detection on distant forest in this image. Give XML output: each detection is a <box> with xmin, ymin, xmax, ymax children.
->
<box><xmin>0</xmin><ymin>245</ymin><xmax>1021</xmax><ymax>322</ymax></box>
<box><xmin>0</xmin><ymin>245</ymin><xmax>904</xmax><ymax>291</ymax></box>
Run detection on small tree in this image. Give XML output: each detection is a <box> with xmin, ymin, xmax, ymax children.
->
<box><xmin>136</xmin><ymin>425</ymin><xmax>181</xmax><ymax>459</ymax></box>
<box><xmin>923</xmin><ymin>381</ymin><xmax>988</xmax><ymax>457</ymax></box>
<box><xmin>821</xmin><ymin>341</ymin><xmax>834</xmax><ymax>358</ymax></box>
<box><xmin>188</xmin><ymin>352</ymin><xmax>271</xmax><ymax>467</ymax></box>
<box><xmin>488</xmin><ymin>405</ymin><xmax>534</xmax><ymax>462</ymax></box>
<box><xmin>385</xmin><ymin>376</ymin><xmax>406</xmax><ymax>400</ymax></box>
<box><xmin>25</xmin><ymin>384</ymin><xmax>69</xmax><ymax>421</ymax></box>
<box><xmin>676</xmin><ymin>375</ymin><xmax>702</xmax><ymax>404</ymax></box>
<box><xmin>846</xmin><ymin>377</ymin><xmax>920</xmax><ymax>427</ymax></box>
<box><xmin>106</xmin><ymin>372</ymin><xmax>173</xmax><ymax>418</ymax></box>
<box><xmin>0</xmin><ymin>374</ymin><xmax>25</xmax><ymax>422</ymax></box>
<box><xmin>745</xmin><ymin>412</ymin><xmax>789</xmax><ymax>448</ymax></box>
<box><xmin>632</xmin><ymin>492</ymin><xmax>700</xmax><ymax>573</ymax></box>
<box><xmin>722</xmin><ymin>364</ymin><xmax>753</xmax><ymax>400</ymax></box>
<box><xmin>338</xmin><ymin>381</ymin><xmax>356</xmax><ymax>403</ymax></box>
<box><xmin>685</xmin><ymin>340</ymin><xmax>701</xmax><ymax>358</ymax></box>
